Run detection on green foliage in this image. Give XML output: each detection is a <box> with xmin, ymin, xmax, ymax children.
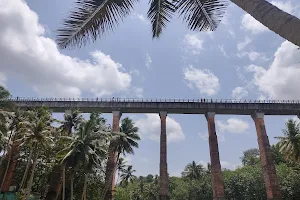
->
<box><xmin>56</xmin><ymin>0</ymin><xmax>227</xmax><ymax>49</ymax></box>
<box><xmin>276</xmin><ymin>119</ymin><xmax>300</xmax><ymax>162</ymax></box>
<box><xmin>240</xmin><ymin>148</ymin><xmax>260</xmax><ymax>166</ymax></box>
<box><xmin>223</xmin><ymin>166</ymin><xmax>266</xmax><ymax>200</ymax></box>
<box><xmin>120</xmin><ymin>165</ymin><xmax>137</xmax><ymax>186</ymax></box>
<box><xmin>181</xmin><ymin>161</ymin><xmax>205</xmax><ymax>180</ymax></box>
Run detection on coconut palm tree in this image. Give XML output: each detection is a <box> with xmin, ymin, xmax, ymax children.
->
<box><xmin>0</xmin><ymin>85</ymin><xmax>13</xmax><ymax>135</ymax></box>
<box><xmin>56</xmin><ymin>0</ymin><xmax>300</xmax><ymax>49</ymax></box>
<box><xmin>116</xmin><ymin>157</ymin><xmax>127</xmax><ymax>184</ymax></box>
<box><xmin>45</xmin><ymin>110</ymin><xmax>85</xmax><ymax>200</ymax></box>
<box><xmin>57</xmin><ymin>112</ymin><xmax>110</xmax><ymax>200</ymax></box>
<box><xmin>103</xmin><ymin>117</ymin><xmax>140</xmax><ymax>199</ymax></box>
<box><xmin>120</xmin><ymin>165</ymin><xmax>137</xmax><ymax>186</ymax></box>
<box><xmin>0</xmin><ymin>85</ymin><xmax>12</xmax><ymax>111</ymax></box>
<box><xmin>275</xmin><ymin>119</ymin><xmax>300</xmax><ymax>162</ymax></box>
<box><xmin>144</xmin><ymin>182</ymin><xmax>159</xmax><ymax>200</ymax></box>
<box><xmin>182</xmin><ymin>161</ymin><xmax>205</xmax><ymax>180</ymax></box>
<box><xmin>17</xmin><ymin>108</ymin><xmax>55</xmax><ymax>199</ymax></box>
<box><xmin>60</xmin><ymin>110</ymin><xmax>84</xmax><ymax>136</ymax></box>
<box><xmin>0</xmin><ymin>109</ymin><xmax>29</xmax><ymax>192</ymax></box>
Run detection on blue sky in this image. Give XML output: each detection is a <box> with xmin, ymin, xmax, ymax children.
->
<box><xmin>1</xmin><ymin>0</ymin><xmax>300</xmax><ymax>176</ymax></box>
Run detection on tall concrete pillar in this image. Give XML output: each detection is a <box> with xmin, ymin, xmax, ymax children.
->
<box><xmin>251</xmin><ymin>112</ymin><xmax>282</xmax><ymax>200</ymax></box>
<box><xmin>205</xmin><ymin>112</ymin><xmax>226</xmax><ymax>200</ymax></box>
<box><xmin>104</xmin><ymin>111</ymin><xmax>121</xmax><ymax>200</ymax></box>
<box><xmin>159</xmin><ymin>111</ymin><xmax>169</xmax><ymax>200</ymax></box>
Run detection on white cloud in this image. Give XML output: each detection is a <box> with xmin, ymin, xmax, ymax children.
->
<box><xmin>132</xmin><ymin>13</ymin><xmax>149</xmax><ymax>24</ymax></box>
<box><xmin>237</xmin><ymin>37</ymin><xmax>252</xmax><ymax>51</ymax></box>
<box><xmin>183</xmin><ymin>34</ymin><xmax>203</xmax><ymax>55</ymax></box>
<box><xmin>184</xmin><ymin>66</ymin><xmax>220</xmax><ymax>96</ymax></box>
<box><xmin>216</xmin><ymin>118</ymin><xmax>250</xmax><ymax>134</ymax></box>
<box><xmin>135</xmin><ymin>114</ymin><xmax>185</xmax><ymax>143</ymax></box>
<box><xmin>228</xmin><ymin>29</ymin><xmax>235</xmax><ymax>38</ymax></box>
<box><xmin>232</xmin><ymin>87</ymin><xmax>248</xmax><ymax>99</ymax></box>
<box><xmin>198</xmin><ymin>132</ymin><xmax>208</xmax><ymax>141</ymax></box>
<box><xmin>237</xmin><ymin>51</ymin><xmax>269</xmax><ymax>62</ymax></box>
<box><xmin>145</xmin><ymin>53</ymin><xmax>152</xmax><ymax>69</ymax></box>
<box><xmin>218</xmin><ymin>45</ymin><xmax>229</xmax><ymax>58</ymax></box>
<box><xmin>130</xmin><ymin>69</ymin><xmax>140</xmax><ymax>76</ymax></box>
<box><xmin>220</xmin><ymin>161</ymin><xmax>240</xmax><ymax>170</ymax></box>
<box><xmin>0</xmin><ymin>73</ymin><xmax>7</xmax><ymax>87</ymax></box>
<box><xmin>246</xmin><ymin>41</ymin><xmax>300</xmax><ymax>100</ymax></box>
<box><xmin>133</xmin><ymin>87</ymin><xmax>143</xmax><ymax>98</ymax></box>
<box><xmin>241</xmin><ymin>14</ymin><xmax>268</xmax><ymax>34</ymax></box>
<box><xmin>241</xmin><ymin>1</ymin><xmax>297</xmax><ymax>34</ymax></box>
<box><xmin>0</xmin><ymin>0</ymin><xmax>132</xmax><ymax>97</ymax></box>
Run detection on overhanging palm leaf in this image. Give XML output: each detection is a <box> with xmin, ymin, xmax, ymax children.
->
<box><xmin>56</xmin><ymin>0</ymin><xmax>138</xmax><ymax>49</ymax></box>
<box><xmin>175</xmin><ymin>0</ymin><xmax>227</xmax><ymax>31</ymax></box>
<box><xmin>147</xmin><ymin>0</ymin><xmax>176</xmax><ymax>37</ymax></box>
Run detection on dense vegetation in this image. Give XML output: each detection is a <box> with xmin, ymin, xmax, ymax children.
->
<box><xmin>0</xmin><ymin>86</ymin><xmax>140</xmax><ymax>200</ymax></box>
<box><xmin>1</xmin><ymin>85</ymin><xmax>300</xmax><ymax>200</ymax></box>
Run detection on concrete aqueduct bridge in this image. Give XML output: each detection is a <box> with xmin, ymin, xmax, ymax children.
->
<box><xmin>9</xmin><ymin>97</ymin><xmax>299</xmax><ymax>200</ymax></box>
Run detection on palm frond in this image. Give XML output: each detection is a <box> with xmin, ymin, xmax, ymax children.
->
<box><xmin>56</xmin><ymin>0</ymin><xmax>138</xmax><ymax>49</ymax></box>
<box><xmin>147</xmin><ymin>0</ymin><xmax>176</xmax><ymax>38</ymax></box>
<box><xmin>175</xmin><ymin>0</ymin><xmax>228</xmax><ymax>31</ymax></box>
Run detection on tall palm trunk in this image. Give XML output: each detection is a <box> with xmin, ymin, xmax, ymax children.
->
<box><xmin>62</xmin><ymin>165</ymin><xmax>66</xmax><ymax>200</ymax></box>
<box><xmin>45</xmin><ymin>165</ymin><xmax>62</xmax><ymax>200</ymax></box>
<box><xmin>231</xmin><ymin>0</ymin><xmax>300</xmax><ymax>46</ymax></box>
<box><xmin>70</xmin><ymin>172</ymin><xmax>74</xmax><ymax>200</ymax></box>
<box><xmin>23</xmin><ymin>150</ymin><xmax>39</xmax><ymax>200</ymax></box>
<box><xmin>19</xmin><ymin>147</ymin><xmax>34</xmax><ymax>191</ymax></box>
<box><xmin>0</xmin><ymin>143</ymin><xmax>12</xmax><ymax>192</ymax></box>
<box><xmin>0</xmin><ymin>139</ymin><xmax>22</xmax><ymax>192</ymax></box>
<box><xmin>103</xmin><ymin>149</ymin><xmax>119</xmax><ymax>200</ymax></box>
<box><xmin>81</xmin><ymin>173</ymin><xmax>87</xmax><ymax>200</ymax></box>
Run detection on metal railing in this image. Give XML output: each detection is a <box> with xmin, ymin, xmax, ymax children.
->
<box><xmin>3</xmin><ymin>97</ymin><xmax>300</xmax><ymax>104</ymax></box>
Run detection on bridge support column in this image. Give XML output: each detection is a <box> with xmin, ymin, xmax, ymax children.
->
<box><xmin>105</xmin><ymin>111</ymin><xmax>122</xmax><ymax>200</ymax></box>
<box><xmin>252</xmin><ymin>112</ymin><xmax>282</xmax><ymax>200</ymax></box>
<box><xmin>159</xmin><ymin>111</ymin><xmax>169</xmax><ymax>200</ymax></box>
<box><xmin>205</xmin><ymin>112</ymin><xmax>226</xmax><ymax>200</ymax></box>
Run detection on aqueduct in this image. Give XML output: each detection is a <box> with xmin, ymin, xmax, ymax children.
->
<box><xmin>10</xmin><ymin>97</ymin><xmax>299</xmax><ymax>200</ymax></box>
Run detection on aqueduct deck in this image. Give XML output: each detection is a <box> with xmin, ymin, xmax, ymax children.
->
<box><xmin>8</xmin><ymin>97</ymin><xmax>300</xmax><ymax>115</ymax></box>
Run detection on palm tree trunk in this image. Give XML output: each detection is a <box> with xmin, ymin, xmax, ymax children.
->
<box><xmin>0</xmin><ymin>144</ymin><xmax>12</xmax><ymax>192</ymax></box>
<box><xmin>62</xmin><ymin>165</ymin><xmax>66</xmax><ymax>200</ymax></box>
<box><xmin>0</xmin><ymin>140</ymin><xmax>13</xmax><ymax>192</ymax></box>
<box><xmin>20</xmin><ymin>147</ymin><xmax>34</xmax><ymax>191</ymax></box>
<box><xmin>0</xmin><ymin>130</ymin><xmax>13</xmax><ymax>169</ymax></box>
<box><xmin>70</xmin><ymin>172</ymin><xmax>74</xmax><ymax>200</ymax></box>
<box><xmin>231</xmin><ymin>0</ymin><xmax>300</xmax><ymax>46</ymax></box>
<box><xmin>45</xmin><ymin>165</ymin><xmax>62</xmax><ymax>200</ymax></box>
<box><xmin>103</xmin><ymin>150</ymin><xmax>119</xmax><ymax>200</ymax></box>
<box><xmin>81</xmin><ymin>173</ymin><xmax>87</xmax><ymax>200</ymax></box>
<box><xmin>0</xmin><ymin>138</ymin><xmax>22</xmax><ymax>192</ymax></box>
<box><xmin>23</xmin><ymin>150</ymin><xmax>39</xmax><ymax>200</ymax></box>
